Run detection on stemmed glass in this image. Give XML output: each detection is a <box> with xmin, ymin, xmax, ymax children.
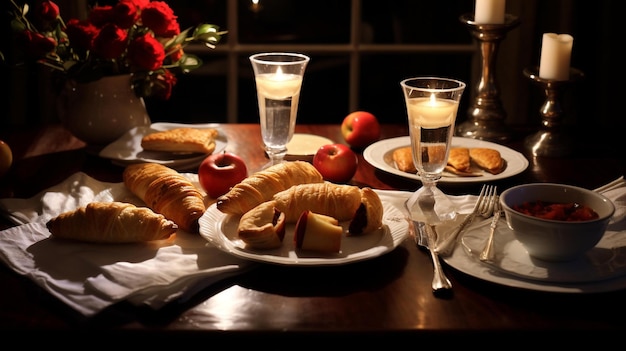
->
<box><xmin>401</xmin><ymin>77</ymin><xmax>466</xmax><ymax>225</ymax></box>
<box><xmin>249</xmin><ymin>52</ymin><xmax>310</xmax><ymax>169</ymax></box>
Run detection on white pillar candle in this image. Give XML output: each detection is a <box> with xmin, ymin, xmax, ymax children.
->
<box><xmin>474</xmin><ymin>0</ymin><xmax>506</xmax><ymax>24</ymax></box>
<box><xmin>539</xmin><ymin>33</ymin><xmax>574</xmax><ymax>81</ymax></box>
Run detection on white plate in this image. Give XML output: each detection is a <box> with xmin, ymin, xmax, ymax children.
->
<box><xmin>99</xmin><ymin>122</ymin><xmax>227</xmax><ymax>170</ymax></box>
<box><xmin>284</xmin><ymin>133</ymin><xmax>334</xmax><ymax>161</ymax></box>
<box><xmin>198</xmin><ymin>195</ymin><xmax>409</xmax><ymax>266</ymax></box>
<box><xmin>461</xmin><ymin>219</ymin><xmax>626</xmax><ymax>283</ymax></box>
<box><xmin>442</xmin><ymin>220</ymin><xmax>626</xmax><ymax>293</ymax></box>
<box><xmin>363</xmin><ymin>136</ymin><xmax>529</xmax><ymax>183</ymax></box>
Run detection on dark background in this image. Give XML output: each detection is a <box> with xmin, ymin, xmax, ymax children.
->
<box><xmin>1</xmin><ymin>0</ymin><xmax>622</xmax><ymax>138</ymax></box>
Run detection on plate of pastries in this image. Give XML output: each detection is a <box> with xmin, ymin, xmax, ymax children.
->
<box><xmin>99</xmin><ymin>122</ymin><xmax>227</xmax><ymax>171</ymax></box>
<box><xmin>199</xmin><ymin>161</ymin><xmax>408</xmax><ymax>265</ymax></box>
<box><xmin>363</xmin><ymin>136</ymin><xmax>529</xmax><ymax>183</ymax></box>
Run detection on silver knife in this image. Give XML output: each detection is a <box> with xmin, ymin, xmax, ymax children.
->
<box><xmin>413</xmin><ymin>220</ymin><xmax>452</xmax><ymax>293</ymax></box>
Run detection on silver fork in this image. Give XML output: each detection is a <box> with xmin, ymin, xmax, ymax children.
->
<box><xmin>479</xmin><ymin>196</ymin><xmax>502</xmax><ymax>262</ymax></box>
<box><xmin>435</xmin><ymin>184</ymin><xmax>497</xmax><ymax>257</ymax></box>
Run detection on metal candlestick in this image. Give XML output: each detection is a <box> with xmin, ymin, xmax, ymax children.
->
<box><xmin>456</xmin><ymin>13</ymin><xmax>520</xmax><ymax>142</ymax></box>
<box><xmin>523</xmin><ymin>66</ymin><xmax>584</xmax><ymax>157</ymax></box>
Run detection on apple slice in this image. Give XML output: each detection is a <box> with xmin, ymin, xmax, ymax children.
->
<box><xmin>294</xmin><ymin>210</ymin><xmax>343</xmax><ymax>253</ymax></box>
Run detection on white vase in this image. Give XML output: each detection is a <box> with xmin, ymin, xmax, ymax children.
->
<box><xmin>58</xmin><ymin>74</ymin><xmax>151</xmax><ymax>146</ymax></box>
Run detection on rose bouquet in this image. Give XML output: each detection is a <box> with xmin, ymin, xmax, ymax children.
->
<box><xmin>7</xmin><ymin>0</ymin><xmax>226</xmax><ymax>99</ymax></box>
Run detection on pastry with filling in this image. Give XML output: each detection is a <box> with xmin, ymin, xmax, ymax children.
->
<box><xmin>447</xmin><ymin>147</ymin><xmax>471</xmax><ymax>172</ymax></box>
<box><xmin>444</xmin><ymin>147</ymin><xmax>481</xmax><ymax>176</ymax></box>
<box><xmin>392</xmin><ymin>146</ymin><xmax>416</xmax><ymax>173</ymax></box>
<box><xmin>469</xmin><ymin>148</ymin><xmax>505</xmax><ymax>174</ymax></box>
<box><xmin>237</xmin><ymin>200</ymin><xmax>286</xmax><ymax>250</ymax></box>
<box><xmin>141</xmin><ymin>127</ymin><xmax>219</xmax><ymax>154</ymax></box>
<box><xmin>294</xmin><ymin>210</ymin><xmax>343</xmax><ymax>253</ymax></box>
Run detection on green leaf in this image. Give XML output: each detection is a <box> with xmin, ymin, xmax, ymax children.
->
<box><xmin>193</xmin><ymin>24</ymin><xmax>220</xmax><ymax>37</ymax></box>
<box><xmin>165</xmin><ymin>27</ymin><xmax>193</xmax><ymax>48</ymax></box>
<box><xmin>178</xmin><ymin>54</ymin><xmax>203</xmax><ymax>73</ymax></box>
<box><xmin>196</xmin><ymin>32</ymin><xmax>223</xmax><ymax>46</ymax></box>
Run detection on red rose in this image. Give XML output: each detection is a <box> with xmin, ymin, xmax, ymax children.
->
<box><xmin>88</xmin><ymin>5</ymin><xmax>115</xmax><ymax>27</ymax></box>
<box><xmin>35</xmin><ymin>0</ymin><xmax>60</xmax><ymax>22</ymax></box>
<box><xmin>19</xmin><ymin>30</ymin><xmax>57</xmax><ymax>58</ymax></box>
<box><xmin>153</xmin><ymin>69</ymin><xmax>177</xmax><ymax>100</ymax></box>
<box><xmin>169</xmin><ymin>44</ymin><xmax>184</xmax><ymax>62</ymax></box>
<box><xmin>92</xmin><ymin>23</ymin><xmax>128</xmax><ymax>60</ymax></box>
<box><xmin>127</xmin><ymin>33</ymin><xmax>165</xmax><ymax>71</ymax></box>
<box><xmin>65</xmin><ymin>19</ymin><xmax>98</xmax><ymax>51</ymax></box>
<box><xmin>129</xmin><ymin>0</ymin><xmax>150</xmax><ymax>10</ymax></box>
<box><xmin>141</xmin><ymin>1</ymin><xmax>180</xmax><ymax>37</ymax></box>
<box><xmin>113</xmin><ymin>0</ymin><xmax>139</xmax><ymax>29</ymax></box>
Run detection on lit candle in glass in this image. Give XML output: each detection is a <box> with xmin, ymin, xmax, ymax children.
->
<box><xmin>408</xmin><ymin>93</ymin><xmax>458</xmax><ymax>128</ymax></box>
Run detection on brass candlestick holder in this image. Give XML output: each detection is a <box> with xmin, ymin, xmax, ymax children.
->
<box><xmin>523</xmin><ymin>66</ymin><xmax>584</xmax><ymax>157</ymax></box>
<box><xmin>456</xmin><ymin>13</ymin><xmax>520</xmax><ymax>142</ymax></box>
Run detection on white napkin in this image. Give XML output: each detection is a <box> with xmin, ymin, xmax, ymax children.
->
<box><xmin>0</xmin><ymin>172</ymin><xmax>252</xmax><ymax>317</ymax></box>
<box><xmin>379</xmin><ymin>177</ymin><xmax>626</xmax><ymax>241</ymax></box>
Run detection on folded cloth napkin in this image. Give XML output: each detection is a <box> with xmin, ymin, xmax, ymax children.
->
<box><xmin>0</xmin><ymin>172</ymin><xmax>252</xmax><ymax>317</ymax></box>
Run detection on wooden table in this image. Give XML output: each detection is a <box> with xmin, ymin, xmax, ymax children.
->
<box><xmin>0</xmin><ymin>123</ymin><xmax>624</xmax><ymax>344</ymax></box>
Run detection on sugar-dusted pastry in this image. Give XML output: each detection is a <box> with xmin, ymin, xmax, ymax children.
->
<box><xmin>469</xmin><ymin>148</ymin><xmax>505</xmax><ymax>174</ymax></box>
<box><xmin>237</xmin><ymin>200</ymin><xmax>286</xmax><ymax>250</ymax></box>
<box><xmin>392</xmin><ymin>146</ymin><xmax>416</xmax><ymax>173</ymax></box>
<box><xmin>123</xmin><ymin>163</ymin><xmax>206</xmax><ymax>233</ymax></box>
<box><xmin>141</xmin><ymin>127</ymin><xmax>219</xmax><ymax>154</ymax></box>
<box><xmin>46</xmin><ymin>202</ymin><xmax>178</xmax><ymax>243</ymax></box>
<box><xmin>216</xmin><ymin>161</ymin><xmax>323</xmax><ymax>216</ymax></box>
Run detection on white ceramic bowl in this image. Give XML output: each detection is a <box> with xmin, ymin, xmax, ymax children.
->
<box><xmin>499</xmin><ymin>183</ymin><xmax>615</xmax><ymax>262</ymax></box>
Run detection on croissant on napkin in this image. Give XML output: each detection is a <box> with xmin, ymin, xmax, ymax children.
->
<box><xmin>46</xmin><ymin>202</ymin><xmax>178</xmax><ymax>243</ymax></box>
<box><xmin>123</xmin><ymin>163</ymin><xmax>206</xmax><ymax>233</ymax></box>
<box><xmin>216</xmin><ymin>161</ymin><xmax>323</xmax><ymax>216</ymax></box>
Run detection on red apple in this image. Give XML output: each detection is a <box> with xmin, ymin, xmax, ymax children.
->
<box><xmin>341</xmin><ymin>111</ymin><xmax>381</xmax><ymax>148</ymax></box>
<box><xmin>312</xmin><ymin>144</ymin><xmax>358</xmax><ymax>183</ymax></box>
<box><xmin>198</xmin><ymin>151</ymin><xmax>248</xmax><ymax>198</ymax></box>
<box><xmin>0</xmin><ymin>140</ymin><xmax>12</xmax><ymax>177</ymax></box>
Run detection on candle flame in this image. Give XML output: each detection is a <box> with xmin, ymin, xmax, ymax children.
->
<box><xmin>429</xmin><ymin>93</ymin><xmax>437</xmax><ymax>105</ymax></box>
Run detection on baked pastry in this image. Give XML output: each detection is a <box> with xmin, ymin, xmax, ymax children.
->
<box><xmin>348</xmin><ymin>187</ymin><xmax>384</xmax><ymax>235</ymax></box>
<box><xmin>46</xmin><ymin>202</ymin><xmax>178</xmax><ymax>243</ymax></box>
<box><xmin>239</xmin><ymin>184</ymin><xmax>384</xmax><ymax>251</ymax></box>
<box><xmin>237</xmin><ymin>200</ymin><xmax>286</xmax><ymax>250</ymax></box>
<box><xmin>123</xmin><ymin>163</ymin><xmax>206</xmax><ymax>233</ymax></box>
<box><xmin>141</xmin><ymin>127</ymin><xmax>219</xmax><ymax>154</ymax></box>
<box><xmin>447</xmin><ymin>147</ymin><xmax>471</xmax><ymax>172</ymax></box>
<box><xmin>216</xmin><ymin>161</ymin><xmax>324</xmax><ymax>216</ymax></box>
<box><xmin>392</xmin><ymin>146</ymin><xmax>416</xmax><ymax>173</ymax></box>
<box><xmin>272</xmin><ymin>182</ymin><xmax>363</xmax><ymax>222</ymax></box>
<box><xmin>294</xmin><ymin>210</ymin><xmax>343</xmax><ymax>253</ymax></box>
<box><xmin>469</xmin><ymin>148</ymin><xmax>505</xmax><ymax>174</ymax></box>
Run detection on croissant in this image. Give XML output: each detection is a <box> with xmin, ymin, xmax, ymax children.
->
<box><xmin>216</xmin><ymin>161</ymin><xmax>323</xmax><ymax>216</ymax></box>
<box><xmin>272</xmin><ymin>182</ymin><xmax>363</xmax><ymax>222</ymax></box>
<box><xmin>46</xmin><ymin>202</ymin><xmax>178</xmax><ymax>243</ymax></box>
<box><xmin>123</xmin><ymin>163</ymin><xmax>206</xmax><ymax>233</ymax></box>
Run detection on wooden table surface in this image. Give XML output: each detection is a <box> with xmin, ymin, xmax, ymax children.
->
<box><xmin>0</xmin><ymin>123</ymin><xmax>624</xmax><ymax>344</ymax></box>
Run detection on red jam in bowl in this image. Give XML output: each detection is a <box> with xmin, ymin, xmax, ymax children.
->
<box><xmin>512</xmin><ymin>201</ymin><xmax>599</xmax><ymax>221</ymax></box>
